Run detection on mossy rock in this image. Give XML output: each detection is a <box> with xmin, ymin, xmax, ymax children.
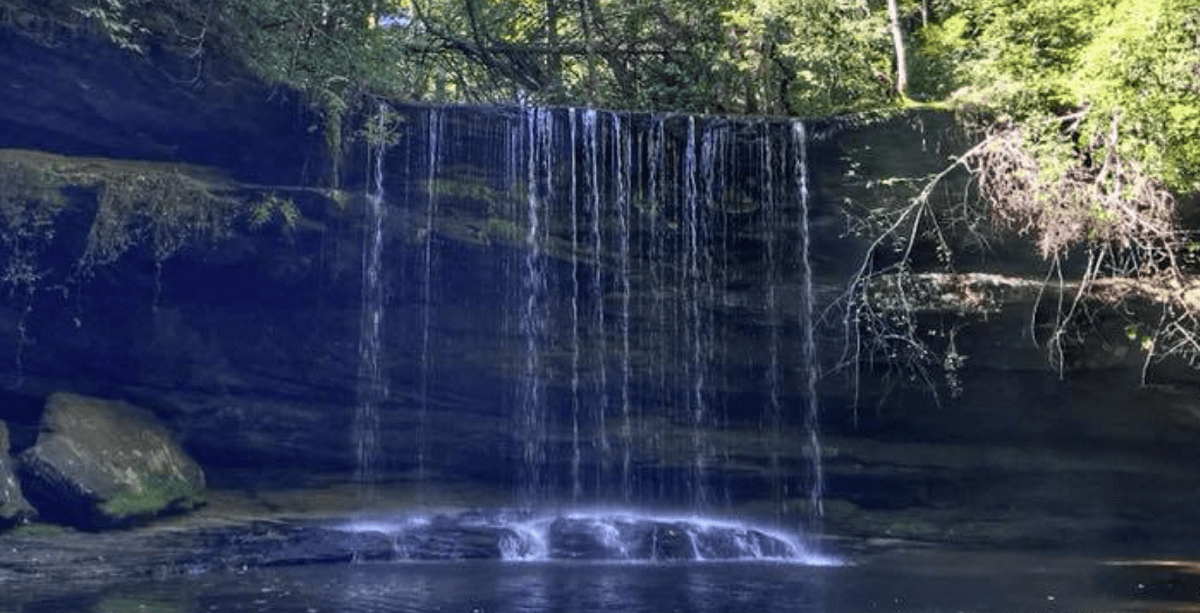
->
<box><xmin>18</xmin><ymin>393</ymin><xmax>205</xmax><ymax>529</ymax></box>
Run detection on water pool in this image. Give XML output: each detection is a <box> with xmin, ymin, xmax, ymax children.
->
<box><xmin>7</xmin><ymin>546</ymin><xmax>1197</xmax><ymax>613</ymax></box>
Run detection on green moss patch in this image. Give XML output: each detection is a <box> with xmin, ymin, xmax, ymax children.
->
<box><xmin>8</xmin><ymin>521</ymin><xmax>73</xmax><ymax>537</ymax></box>
<box><xmin>99</xmin><ymin>473</ymin><xmax>205</xmax><ymax>521</ymax></box>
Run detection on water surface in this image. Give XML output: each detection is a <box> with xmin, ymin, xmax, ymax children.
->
<box><xmin>10</xmin><ymin>547</ymin><xmax>1197</xmax><ymax>613</ymax></box>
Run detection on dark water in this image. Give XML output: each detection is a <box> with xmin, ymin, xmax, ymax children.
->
<box><xmin>10</xmin><ymin>548</ymin><xmax>1198</xmax><ymax>613</ymax></box>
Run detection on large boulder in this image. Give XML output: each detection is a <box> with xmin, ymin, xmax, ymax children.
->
<box><xmin>0</xmin><ymin>420</ymin><xmax>34</xmax><ymax>526</ymax></box>
<box><xmin>18</xmin><ymin>393</ymin><xmax>205</xmax><ymax>529</ymax></box>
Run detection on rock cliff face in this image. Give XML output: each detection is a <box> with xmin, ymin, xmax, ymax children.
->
<box><xmin>0</xmin><ymin>2</ymin><xmax>319</xmax><ymax>184</ymax></box>
<box><xmin>0</xmin><ymin>8</ymin><xmax>1199</xmax><ymax>552</ymax></box>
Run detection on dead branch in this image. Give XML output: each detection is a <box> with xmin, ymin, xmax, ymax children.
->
<box><xmin>839</xmin><ymin>107</ymin><xmax>1200</xmax><ymax>404</ymax></box>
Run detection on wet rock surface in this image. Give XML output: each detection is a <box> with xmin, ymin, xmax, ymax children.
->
<box><xmin>0</xmin><ymin>509</ymin><xmax>823</xmax><ymax>584</ymax></box>
<box><xmin>18</xmin><ymin>393</ymin><xmax>206</xmax><ymax>529</ymax></box>
<box><xmin>0</xmin><ymin>420</ymin><xmax>34</xmax><ymax>525</ymax></box>
<box><xmin>538</xmin><ymin>515</ymin><xmax>802</xmax><ymax>560</ymax></box>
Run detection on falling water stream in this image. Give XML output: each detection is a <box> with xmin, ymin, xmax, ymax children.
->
<box><xmin>418</xmin><ymin>108</ymin><xmax>440</xmax><ymax>490</ymax></box>
<box><xmin>762</xmin><ymin>120</ymin><xmax>786</xmax><ymax>524</ymax></box>
<box><xmin>795</xmin><ymin>120</ymin><xmax>825</xmax><ymax>522</ymax></box>
<box><xmin>683</xmin><ymin>116</ymin><xmax>706</xmax><ymax>509</ymax></box>
<box><xmin>615</xmin><ymin>115</ymin><xmax>634</xmax><ymax>504</ymax></box>
<box><xmin>647</xmin><ymin>116</ymin><xmax>670</xmax><ymax>504</ymax></box>
<box><xmin>519</xmin><ymin>107</ymin><xmax>551</xmax><ymax>506</ymax></box>
<box><xmin>353</xmin><ymin>105</ymin><xmax>389</xmax><ymax>509</ymax></box>
<box><xmin>584</xmin><ymin>109</ymin><xmax>611</xmax><ymax>495</ymax></box>
<box><xmin>568</xmin><ymin>109</ymin><xmax>583</xmax><ymax>503</ymax></box>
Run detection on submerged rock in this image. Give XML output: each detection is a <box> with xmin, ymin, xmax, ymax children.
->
<box><xmin>0</xmin><ymin>420</ymin><xmax>35</xmax><ymax>526</ymax></box>
<box><xmin>18</xmin><ymin>393</ymin><xmax>205</xmax><ymax>529</ymax></box>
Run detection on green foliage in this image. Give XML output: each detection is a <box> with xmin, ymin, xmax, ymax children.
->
<box><xmin>82</xmin><ymin>165</ymin><xmax>236</xmax><ymax>266</ymax></box>
<box><xmin>360</xmin><ymin>105</ymin><xmax>406</xmax><ymax>148</ymax></box>
<box><xmin>911</xmin><ymin>12</ymin><xmax>969</xmax><ymax>99</ymax></box>
<box><xmin>1072</xmin><ymin>0</ymin><xmax>1200</xmax><ymax>193</ymax></box>
<box><xmin>936</xmin><ymin>0</ymin><xmax>1200</xmax><ymax>196</ymax></box>
<box><xmin>326</xmin><ymin>188</ymin><xmax>352</xmax><ymax>210</ymax></box>
<box><xmin>74</xmin><ymin>0</ymin><xmax>149</xmax><ymax>52</ymax></box>
<box><xmin>248</xmin><ymin>193</ymin><xmax>300</xmax><ymax>230</ymax></box>
<box><xmin>949</xmin><ymin>0</ymin><xmax>1101</xmax><ymax>97</ymax></box>
<box><xmin>722</xmin><ymin>0</ymin><xmax>895</xmax><ymax>115</ymax></box>
<box><xmin>483</xmin><ymin>216</ymin><xmax>522</xmax><ymax>242</ymax></box>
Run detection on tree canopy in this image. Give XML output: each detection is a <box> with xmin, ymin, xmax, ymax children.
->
<box><xmin>26</xmin><ymin>0</ymin><xmax>1200</xmax><ymax>217</ymax></box>
<box><xmin>60</xmin><ymin>0</ymin><xmax>1199</xmax><ymax>191</ymax></box>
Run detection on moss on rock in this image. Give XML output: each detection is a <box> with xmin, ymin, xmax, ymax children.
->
<box><xmin>99</xmin><ymin>472</ymin><xmax>205</xmax><ymax>518</ymax></box>
<box><xmin>0</xmin><ymin>148</ymin><xmax>241</xmax><ymax>275</ymax></box>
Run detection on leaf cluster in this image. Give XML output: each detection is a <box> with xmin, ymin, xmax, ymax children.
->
<box><xmin>934</xmin><ymin>0</ymin><xmax>1200</xmax><ymax>197</ymax></box>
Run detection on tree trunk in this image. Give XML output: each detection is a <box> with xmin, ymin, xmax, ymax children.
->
<box><xmin>885</xmin><ymin>0</ymin><xmax>908</xmax><ymax>97</ymax></box>
<box><xmin>545</xmin><ymin>0</ymin><xmax>561</xmax><ymax>96</ymax></box>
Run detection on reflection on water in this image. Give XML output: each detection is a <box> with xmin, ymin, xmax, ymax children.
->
<box><xmin>10</xmin><ymin>548</ymin><xmax>1200</xmax><ymax>613</ymax></box>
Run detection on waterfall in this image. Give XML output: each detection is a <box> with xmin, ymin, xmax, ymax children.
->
<box><xmin>794</xmin><ymin>121</ymin><xmax>825</xmax><ymax>522</ymax></box>
<box><xmin>418</xmin><ymin>108</ymin><xmax>441</xmax><ymax>490</ymax></box>
<box><xmin>346</xmin><ymin>104</ymin><xmax>827</xmax><ymax>550</ymax></box>
<box><xmin>518</xmin><ymin>107</ymin><xmax>552</xmax><ymax>505</ymax></box>
<box><xmin>762</xmin><ymin>121</ymin><xmax>785</xmax><ymax>524</ymax></box>
<box><xmin>614</xmin><ymin>115</ymin><xmax>634</xmax><ymax>503</ymax></box>
<box><xmin>647</xmin><ymin>116</ymin><xmax>669</xmax><ymax>503</ymax></box>
<box><xmin>701</xmin><ymin>121</ymin><xmax>730</xmax><ymax>508</ymax></box>
<box><xmin>354</xmin><ymin>106</ymin><xmax>390</xmax><ymax>508</ymax></box>
<box><xmin>683</xmin><ymin>116</ymin><xmax>708</xmax><ymax>509</ymax></box>
<box><xmin>584</xmin><ymin>109</ymin><xmax>610</xmax><ymax>495</ymax></box>
<box><xmin>569</xmin><ymin>109</ymin><xmax>583</xmax><ymax>503</ymax></box>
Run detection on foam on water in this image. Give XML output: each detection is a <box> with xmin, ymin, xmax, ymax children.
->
<box><xmin>339</xmin><ymin>508</ymin><xmax>840</xmax><ymax>566</ymax></box>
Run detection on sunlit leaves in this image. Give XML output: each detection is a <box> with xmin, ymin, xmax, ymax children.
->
<box><xmin>1072</xmin><ymin>0</ymin><xmax>1200</xmax><ymax>192</ymax></box>
<box><xmin>929</xmin><ymin>0</ymin><xmax>1199</xmax><ymax>201</ymax></box>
